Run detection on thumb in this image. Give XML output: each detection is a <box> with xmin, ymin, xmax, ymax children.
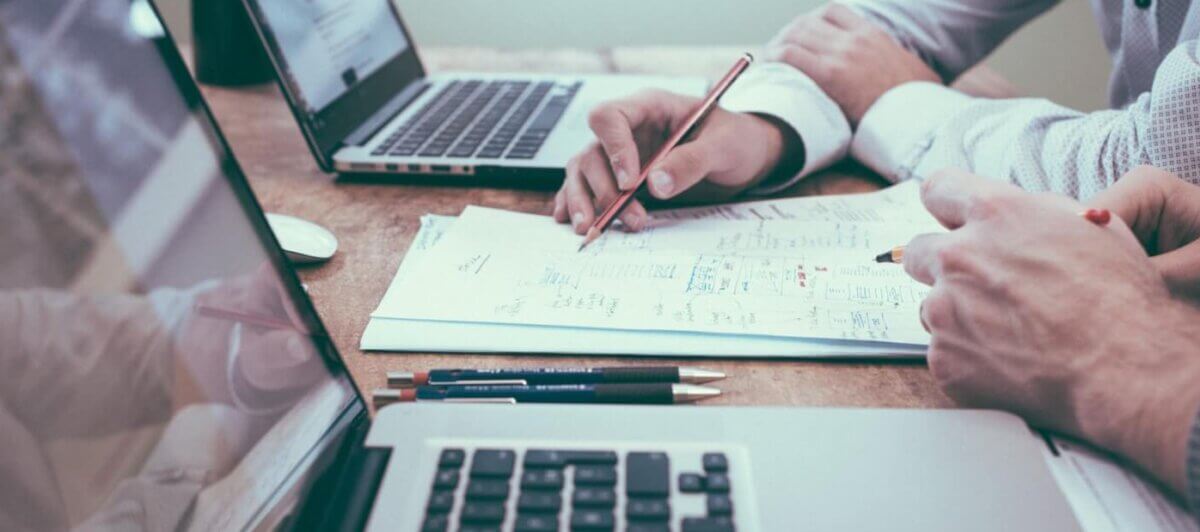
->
<box><xmin>1150</xmin><ymin>239</ymin><xmax>1200</xmax><ymax>299</ymax></box>
<box><xmin>645</xmin><ymin>142</ymin><xmax>717</xmax><ymax>200</ymax></box>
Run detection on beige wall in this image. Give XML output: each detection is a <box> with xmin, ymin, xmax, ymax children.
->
<box><xmin>156</xmin><ymin>0</ymin><xmax>1112</xmax><ymax>110</ymax></box>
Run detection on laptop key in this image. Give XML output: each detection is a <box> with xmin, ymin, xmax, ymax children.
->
<box><xmin>702</xmin><ymin>453</ymin><xmax>728</xmax><ymax>472</ymax></box>
<box><xmin>521</xmin><ymin>468</ymin><xmax>565</xmax><ymax>490</ymax></box>
<box><xmin>707</xmin><ymin>494</ymin><xmax>734</xmax><ymax>516</ymax></box>
<box><xmin>626</xmin><ymin>498</ymin><xmax>670</xmax><ymax>521</ymax></box>
<box><xmin>626</xmin><ymin>452</ymin><xmax>670</xmax><ymax>498</ymax></box>
<box><xmin>572</xmin><ymin>487</ymin><xmax>616</xmax><ymax>508</ymax></box>
<box><xmin>515</xmin><ymin>514</ymin><xmax>559</xmax><ymax>532</ymax></box>
<box><xmin>679</xmin><ymin>473</ymin><xmax>705</xmax><ymax>493</ymax></box>
<box><xmin>470</xmin><ymin>449</ymin><xmax>516</xmax><ymax>478</ymax></box>
<box><xmin>517</xmin><ymin>491</ymin><xmax>563</xmax><ymax>513</ymax></box>
<box><xmin>682</xmin><ymin>517</ymin><xmax>735</xmax><ymax>532</ymax></box>
<box><xmin>421</xmin><ymin>514</ymin><xmax>449</xmax><ymax>532</ymax></box>
<box><xmin>439</xmin><ymin>449</ymin><xmax>465</xmax><ymax>468</ymax></box>
<box><xmin>427</xmin><ymin>490</ymin><xmax>455</xmax><ymax>513</ymax></box>
<box><xmin>465</xmin><ymin>479</ymin><xmax>510</xmax><ymax>500</ymax></box>
<box><xmin>525</xmin><ymin>449</ymin><xmax>618</xmax><ymax>468</ymax></box>
<box><xmin>573</xmin><ymin>466</ymin><xmax>617</xmax><ymax>486</ymax></box>
<box><xmin>628</xmin><ymin>524</ymin><xmax>670</xmax><ymax>532</ymax></box>
<box><xmin>460</xmin><ymin>502</ymin><xmax>506</xmax><ymax>524</ymax></box>
<box><xmin>705</xmin><ymin>473</ymin><xmax>730</xmax><ymax>493</ymax></box>
<box><xmin>459</xmin><ymin>526</ymin><xmax>500</xmax><ymax>532</ymax></box>
<box><xmin>432</xmin><ymin>468</ymin><xmax>459</xmax><ymax>490</ymax></box>
<box><xmin>569</xmin><ymin>509</ymin><xmax>614</xmax><ymax>531</ymax></box>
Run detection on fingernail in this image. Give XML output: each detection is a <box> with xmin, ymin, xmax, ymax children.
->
<box><xmin>616</xmin><ymin>168</ymin><xmax>631</xmax><ymax>188</ymax></box>
<box><xmin>572</xmin><ymin>212</ymin><xmax>585</xmax><ymax>228</ymax></box>
<box><xmin>650</xmin><ymin>170</ymin><xmax>673</xmax><ymax>196</ymax></box>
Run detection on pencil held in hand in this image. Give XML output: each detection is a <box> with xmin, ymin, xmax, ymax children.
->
<box><xmin>577</xmin><ymin>53</ymin><xmax>755</xmax><ymax>252</ymax></box>
<box><xmin>872</xmin><ymin>208</ymin><xmax>1114</xmax><ymax>264</ymax></box>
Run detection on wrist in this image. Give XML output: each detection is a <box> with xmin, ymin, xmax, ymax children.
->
<box><xmin>748</xmin><ymin>113</ymin><xmax>805</xmax><ymax>188</ymax></box>
<box><xmin>1083</xmin><ymin>299</ymin><xmax>1200</xmax><ymax>496</ymax></box>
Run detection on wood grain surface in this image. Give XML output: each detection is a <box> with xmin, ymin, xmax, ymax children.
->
<box><xmin>197</xmin><ymin>47</ymin><xmax>959</xmax><ymax>411</ymax></box>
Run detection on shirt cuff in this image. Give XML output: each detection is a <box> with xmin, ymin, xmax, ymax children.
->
<box><xmin>851</xmin><ymin>81</ymin><xmax>973</xmax><ymax>183</ymax></box>
<box><xmin>719</xmin><ymin>62</ymin><xmax>852</xmax><ymax>195</ymax></box>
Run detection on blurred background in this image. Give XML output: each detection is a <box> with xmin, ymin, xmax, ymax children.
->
<box><xmin>155</xmin><ymin>0</ymin><xmax>1112</xmax><ymax>111</ymax></box>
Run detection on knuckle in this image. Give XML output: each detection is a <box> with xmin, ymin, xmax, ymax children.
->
<box><xmin>934</xmin><ymin>241</ymin><xmax>973</xmax><ymax>275</ymax></box>
<box><xmin>964</xmin><ymin>192</ymin><xmax>1009</xmax><ymax>221</ymax></box>
<box><xmin>922</xmin><ymin>291</ymin><xmax>955</xmax><ymax>332</ymax></box>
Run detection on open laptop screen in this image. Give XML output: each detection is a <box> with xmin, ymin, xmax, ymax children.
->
<box><xmin>242</xmin><ymin>0</ymin><xmax>426</xmax><ymax>169</ymax></box>
<box><xmin>0</xmin><ymin>1</ymin><xmax>359</xmax><ymax>530</ymax></box>
<box><xmin>254</xmin><ymin>0</ymin><xmax>410</xmax><ymax>114</ymax></box>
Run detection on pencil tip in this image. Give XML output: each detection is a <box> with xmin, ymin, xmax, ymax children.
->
<box><xmin>874</xmin><ymin>251</ymin><xmax>891</xmax><ymax>263</ymax></box>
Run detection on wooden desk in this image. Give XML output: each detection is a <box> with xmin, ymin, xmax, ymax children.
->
<box><xmin>199</xmin><ymin>47</ymin><xmax>959</xmax><ymax>410</ymax></box>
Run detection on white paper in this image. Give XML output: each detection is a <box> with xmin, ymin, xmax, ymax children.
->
<box><xmin>374</xmin><ymin>186</ymin><xmax>939</xmax><ymax>345</ymax></box>
<box><xmin>363</xmin><ymin>214</ymin><xmax>925</xmax><ymax>356</ymax></box>
<box><xmin>651</xmin><ymin>180</ymin><xmax>931</xmax><ymax>223</ymax></box>
<box><xmin>1045</xmin><ymin>437</ymin><xmax>1198</xmax><ymax>532</ymax></box>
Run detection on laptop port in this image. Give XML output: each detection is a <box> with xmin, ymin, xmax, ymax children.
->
<box><xmin>430</xmin><ymin>165</ymin><xmax>451</xmax><ymax>173</ymax></box>
<box><xmin>385</xmin><ymin>164</ymin><xmax>399</xmax><ymax>171</ymax></box>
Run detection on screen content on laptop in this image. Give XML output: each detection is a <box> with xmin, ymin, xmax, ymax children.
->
<box><xmin>0</xmin><ymin>1</ymin><xmax>357</xmax><ymax>530</ymax></box>
<box><xmin>252</xmin><ymin>0</ymin><xmax>410</xmax><ymax>116</ymax></box>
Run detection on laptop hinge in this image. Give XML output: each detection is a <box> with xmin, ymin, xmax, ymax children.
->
<box><xmin>344</xmin><ymin>80</ymin><xmax>430</xmax><ymax>148</ymax></box>
<box><xmin>282</xmin><ymin>410</ymin><xmax>392</xmax><ymax>532</ymax></box>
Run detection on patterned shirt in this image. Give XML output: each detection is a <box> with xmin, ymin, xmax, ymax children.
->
<box><xmin>718</xmin><ymin>0</ymin><xmax>1200</xmax><ymax>517</ymax></box>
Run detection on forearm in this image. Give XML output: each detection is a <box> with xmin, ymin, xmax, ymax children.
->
<box><xmin>852</xmin><ymin>41</ymin><xmax>1200</xmax><ymax>198</ymax></box>
<box><xmin>720</xmin><ymin>62</ymin><xmax>851</xmax><ymax>194</ymax></box>
<box><xmin>0</xmin><ymin>290</ymin><xmax>187</xmax><ymax>436</ymax></box>
<box><xmin>839</xmin><ymin>0</ymin><xmax>1059</xmax><ymax>81</ymax></box>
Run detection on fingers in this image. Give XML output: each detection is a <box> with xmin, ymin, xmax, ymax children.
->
<box><xmin>821</xmin><ymin>3</ymin><xmax>871</xmax><ymax>30</ymax></box>
<box><xmin>645</xmin><ymin>142</ymin><xmax>719</xmax><ymax>200</ymax></box>
<box><xmin>920</xmin><ymin>168</ymin><xmax>1023</xmax><ymax>230</ymax></box>
<box><xmin>766</xmin><ymin>43</ymin><xmax>826</xmax><ymax>78</ymax></box>
<box><xmin>1089</xmin><ymin>166</ymin><xmax>1200</xmax><ymax>254</ymax></box>
<box><xmin>587</xmin><ymin>94</ymin><xmax>661</xmax><ymax>190</ymax></box>
<box><xmin>1151</xmin><ymin>240</ymin><xmax>1200</xmax><ymax>298</ymax></box>
<box><xmin>562</xmin><ymin>158</ymin><xmax>597</xmax><ymax>234</ymax></box>
<box><xmin>902</xmin><ymin>233</ymin><xmax>950</xmax><ymax>286</ymax></box>
<box><xmin>552</xmin><ymin>188</ymin><xmax>568</xmax><ymax>223</ymax></box>
<box><xmin>576</xmin><ymin>145</ymin><xmax>649</xmax><ymax>231</ymax></box>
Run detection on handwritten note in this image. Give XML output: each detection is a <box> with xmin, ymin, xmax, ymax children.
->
<box><xmin>375</xmin><ymin>185</ymin><xmax>941</xmax><ymax>345</ymax></box>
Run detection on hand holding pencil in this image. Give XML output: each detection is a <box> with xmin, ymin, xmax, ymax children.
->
<box><xmin>554</xmin><ymin>54</ymin><xmax>804</xmax><ymax>240</ymax></box>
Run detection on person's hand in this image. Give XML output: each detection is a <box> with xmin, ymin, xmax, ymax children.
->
<box><xmin>903</xmin><ymin>168</ymin><xmax>1200</xmax><ymax>497</ymax></box>
<box><xmin>182</xmin><ymin>264</ymin><xmax>325</xmax><ymax>409</ymax></box>
<box><xmin>766</xmin><ymin>4</ymin><xmax>940</xmax><ymax>126</ymax></box>
<box><xmin>1088</xmin><ymin>166</ymin><xmax>1200</xmax><ymax>301</ymax></box>
<box><xmin>553</xmin><ymin>90</ymin><xmax>801</xmax><ymax>234</ymax></box>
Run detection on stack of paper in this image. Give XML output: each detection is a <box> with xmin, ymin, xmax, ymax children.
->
<box><xmin>363</xmin><ymin>182</ymin><xmax>943</xmax><ymax>357</ymax></box>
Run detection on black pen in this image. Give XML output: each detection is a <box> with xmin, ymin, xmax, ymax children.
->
<box><xmin>372</xmin><ymin>383</ymin><xmax>720</xmax><ymax>407</ymax></box>
<box><xmin>387</xmin><ymin>366</ymin><xmax>726</xmax><ymax>387</ymax></box>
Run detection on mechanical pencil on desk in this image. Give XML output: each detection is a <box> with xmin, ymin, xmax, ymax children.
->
<box><xmin>387</xmin><ymin>366</ymin><xmax>726</xmax><ymax>387</ymax></box>
<box><xmin>577</xmin><ymin>53</ymin><xmax>755</xmax><ymax>252</ymax></box>
<box><xmin>371</xmin><ymin>383</ymin><xmax>720</xmax><ymax>408</ymax></box>
<box><xmin>873</xmin><ymin>208</ymin><xmax>1113</xmax><ymax>264</ymax></box>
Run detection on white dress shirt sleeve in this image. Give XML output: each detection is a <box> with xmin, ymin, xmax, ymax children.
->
<box><xmin>852</xmin><ymin>40</ymin><xmax>1200</xmax><ymax>199</ymax></box>
<box><xmin>719</xmin><ymin>62</ymin><xmax>852</xmax><ymax>194</ymax></box>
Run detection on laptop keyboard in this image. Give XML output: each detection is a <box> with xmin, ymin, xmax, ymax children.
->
<box><xmin>421</xmin><ymin>448</ymin><xmax>737</xmax><ymax>532</ymax></box>
<box><xmin>371</xmin><ymin>79</ymin><xmax>582</xmax><ymax>161</ymax></box>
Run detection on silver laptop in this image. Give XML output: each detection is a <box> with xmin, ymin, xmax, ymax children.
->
<box><xmin>239</xmin><ymin>0</ymin><xmax>707</xmax><ymax>184</ymax></box>
<box><xmin>0</xmin><ymin>1</ymin><xmax>1082</xmax><ymax>531</ymax></box>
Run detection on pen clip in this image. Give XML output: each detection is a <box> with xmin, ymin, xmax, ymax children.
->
<box><xmin>427</xmin><ymin>379</ymin><xmax>529</xmax><ymax>386</ymax></box>
<box><xmin>439</xmin><ymin>398</ymin><xmax>519</xmax><ymax>404</ymax></box>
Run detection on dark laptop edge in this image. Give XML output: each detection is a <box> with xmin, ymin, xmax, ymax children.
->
<box><xmin>237</xmin><ymin>0</ymin><xmax>427</xmax><ymax>172</ymax></box>
<box><xmin>144</xmin><ymin>2</ymin><xmax>390</xmax><ymax>529</ymax></box>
